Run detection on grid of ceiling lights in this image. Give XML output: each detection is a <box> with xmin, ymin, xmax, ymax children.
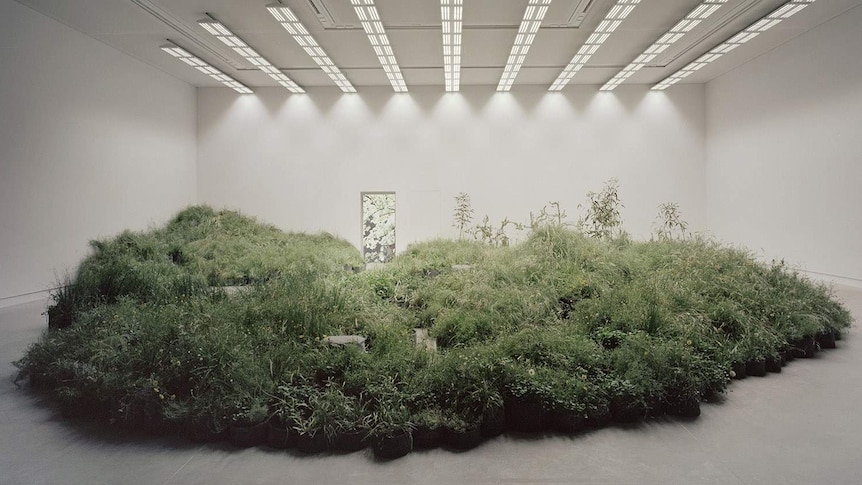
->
<box><xmin>351</xmin><ymin>0</ymin><xmax>408</xmax><ymax>92</ymax></box>
<box><xmin>198</xmin><ymin>18</ymin><xmax>304</xmax><ymax>94</ymax></box>
<box><xmin>266</xmin><ymin>2</ymin><xmax>356</xmax><ymax>93</ymax></box>
<box><xmin>653</xmin><ymin>0</ymin><xmax>816</xmax><ymax>90</ymax></box>
<box><xmin>549</xmin><ymin>0</ymin><xmax>641</xmax><ymax>91</ymax></box>
<box><xmin>161</xmin><ymin>42</ymin><xmax>252</xmax><ymax>94</ymax></box>
<box><xmin>600</xmin><ymin>0</ymin><xmax>727</xmax><ymax>91</ymax></box>
<box><xmin>497</xmin><ymin>0</ymin><xmax>552</xmax><ymax>92</ymax></box>
<box><xmin>441</xmin><ymin>0</ymin><xmax>463</xmax><ymax>92</ymax></box>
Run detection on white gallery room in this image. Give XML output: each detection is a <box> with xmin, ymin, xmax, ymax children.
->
<box><xmin>1</xmin><ymin>0</ymin><xmax>861</xmax><ymax>484</ymax></box>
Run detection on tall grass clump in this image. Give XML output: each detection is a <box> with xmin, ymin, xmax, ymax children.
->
<box><xmin>15</xmin><ymin>204</ymin><xmax>852</xmax><ymax>457</ymax></box>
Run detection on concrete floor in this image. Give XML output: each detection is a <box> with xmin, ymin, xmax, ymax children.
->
<box><xmin>1</xmin><ymin>287</ymin><xmax>860</xmax><ymax>485</ymax></box>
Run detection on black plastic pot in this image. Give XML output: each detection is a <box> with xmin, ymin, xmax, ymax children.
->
<box><xmin>267</xmin><ymin>422</ymin><xmax>292</xmax><ymax>449</ymax></box>
<box><xmin>505</xmin><ymin>398</ymin><xmax>546</xmax><ymax>432</ymax></box>
<box><xmin>140</xmin><ymin>415</ymin><xmax>178</xmax><ymax>436</ymax></box>
<box><xmin>549</xmin><ymin>411</ymin><xmax>585</xmax><ymax>434</ymax></box>
<box><xmin>731</xmin><ymin>361</ymin><xmax>747</xmax><ymax>379</ymax></box>
<box><xmin>834</xmin><ymin>330</ymin><xmax>843</xmax><ymax>341</ymax></box>
<box><xmin>332</xmin><ymin>430</ymin><xmax>366</xmax><ymax>452</ymax></box>
<box><xmin>28</xmin><ymin>372</ymin><xmax>56</xmax><ymax>390</ymax></box>
<box><xmin>664</xmin><ymin>397</ymin><xmax>701</xmax><ymax>419</ymax></box>
<box><xmin>800</xmin><ymin>335</ymin><xmax>817</xmax><ymax>358</ymax></box>
<box><xmin>765</xmin><ymin>356</ymin><xmax>782</xmax><ymax>373</ymax></box>
<box><xmin>782</xmin><ymin>347</ymin><xmax>795</xmax><ymax>363</ymax></box>
<box><xmin>442</xmin><ymin>426</ymin><xmax>483</xmax><ymax>450</ymax></box>
<box><xmin>47</xmin><ymin>308</ymin><xmax>73</xmax><ymax>330</ymax></box>
<box><xmin>373</xmin><ymin>431</ymin><xmax>412</xmax><ymax>460</ymax></box>
<box><xmin>609</xmin><ymin>396</ymin><xmax>647</xmax><ymax>423</ymax></box>
<box><xmin>183</xmin><ymin>416</ymin><xmax>225</xmax><ymax>443</ymax></box>
<box><xmin>584</xmin><ymin>406</ymin><xmax>611</xmax><ymax>428</ymax></box>
<box><xmin>228</xmin><ymin>421</ymin><xmax>268</xmax><ymax>448</ymax></box>
<box><xmin>746</xmin><ymin>359</ymin><xmax>767</xmax><ymax>377</ymax></box>
<box><xmin>818</xmin><ymin>331</ymin><xmax>837</xmax><ymax>349</ymax></box>
<box><xmin>295</xmin><ymin>432</ymin><xmax>328</xmax><ymax>454</ymax></box>
<box><xmin>59</xmin><ymin>399</ymin><xmax>89</xmax><ymax>419</ymax></box>
<box><xmin>412</xmin><ymin>425</ymin><xmax>442</xmax><ymax>449</ymax></box>
<box><xmin>480</xmin><ymin>408</ymin><xmax>505</xmax><ymax>438</ymax></box>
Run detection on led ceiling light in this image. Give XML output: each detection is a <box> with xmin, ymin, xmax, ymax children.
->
<box><xmin>497</xmin><ymin>0</ymin><xmax>552</xmax><ymax>92</ymax></box>
<box><xmin>160</xmin><ymin>42</ymin><xmax>252</xmax><ymax>94</ymax></box>
<box><xmin>653</xmin><ymin>0</ymin><xmax>816</xmax><ymax>90</ymax></box>
<box><xmin>550</xmin><ymin>0</ymin><xmax>641</xmax><ymax>91</ymax></box>
<box><xmin>267</xmin><ymin>2</ymin><xmax>356</xmax><ymax>93</ymax></box>
<box><xmin>441</xmin><ymin>0</ymin><xmax>463</xmax><ymax>92</ymax></box>
<box><xmin>600</xmin><ymin>0</ymin><xmax>726</xmax><ymax>91</ymax></box>
<box><xmin>350</xmin><ymin>0</ymin><xmax>408</xmax><ymax>92</ymax></box>
<box><xmin>199</xmin><ymin>17</ymin><xmax>304</xmax><ymax>94</ymax></box>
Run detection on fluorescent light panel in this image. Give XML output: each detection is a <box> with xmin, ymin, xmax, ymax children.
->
<box><xmin>497</xmin><ymin>0</ymin><xmax>552</xmax><ymax>92</ymax></box>
<box><xmin>600</xmin><ymin>0</ymin><xmax>726</xmax><ymax>91</ymax></box>
<box><xmin>441</xmin><ymin>0</ymin><xmax>463</xmax><ymax>92</ymax></box>
<box><xmin>266</xmin><ymin>3</ymin><xmax>356</xmax><ymax>93</ymax></box>
<box><xmin>653</xmin><ymin>0</ymin><xmax>816</xmax><ymax>90</ymax></box>
<box><xmin>199</xmin><ymin>18</ymin><xmax>304</xmax><ymax>94</ymax></box>
<box><xmin>160</xmin><ymin>42</ymin><xmax>252</xmax><ymax>94</ymax></box>
<box><xmin>550</xmin><ymin>0</ymin><xmax>641</xmax><ymax>91</ymax></box>
<box><xmin>351</xmin><ymin>0</ymin><xmax>408</xmax><ymax>92</ymax></box>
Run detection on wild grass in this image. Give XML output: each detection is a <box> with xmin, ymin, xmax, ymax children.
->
<box><xmin>15</xmin><ymin>206</ymin><xmax>852</xmax><ymax>450</ymax></box>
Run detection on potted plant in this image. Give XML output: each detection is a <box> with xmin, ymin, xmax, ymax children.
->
<box><xmin>480</xmin><ymin>401</ymin><xmax>506</xmax><ymax>438</ymax></box>
<box><xmin>293</xmin><ymin>419</ymin><xmax>328</xmax><ymax>454</ymax></box>
<box><xmin>764</xmin><ymin>350</ymin><xmax>783</xmax><ymax>374</ymax></box>
<box><xmin>546</xmin><ymin>372</ymin><xmax>589</xmax><ymax>434</ymax></box>
<box><xmin>503</xmin><ymin>364</ymin><xmax>549</xmax><ymax>433</ymax></box>
<box><xmin>369</xmin><ymin>405</ymin><xmax>414</xmax><ymax>460</ymax></box>
<box><xmin>744</xmin><ymin>351</ymin><xmax>767</xmax><ymax>377</ymax></box>
<box><xmin>817</xmin><ymin>330</ymin><xmax>837</xmax><ymax>349</ymax></box>
<box><xmin>440</xmin><ymin>411</ymin><xmax>484</xmax><ymax>450</ymax></box>
<box><xmin>276</xmin><ymin>385</ymin><xmax>328</xmax><ymax>454</ymax></box>
<box><xmin>266</xmin><ymin>411</ymin><xmax>294</xmax><ymax>449</ymax></box>
<box><xmin>179</xmin><ymin>387</ymin><xmax>230</xmax><ymax>443</ymax></box>
<box><xmin>46</xmin><ymin>278</ymin><xmax>79</xmax><ymax>330</ymax></box>
<box><xmin>725</xmin><ymin>345</ymin><xmax>748</xmax><ymax>380</ymax></box>
<box><xmin>228</xmin><ymin>400</ymin><xmax>269</xmax><ymax>448</ymax></box>
<box><xmin>319</xmin><ymin>388</ymin><xmax>370</xmax><ymax>453</ymax></box>
<box><xmin>410</xmin><ymin>407</ymin><xmax>444</xmax><ymax>449</ymax></box>
<box><xmin>605</xmin><ymin>377</ymin><xmax>649</xmax><ymax>423</ymax></box>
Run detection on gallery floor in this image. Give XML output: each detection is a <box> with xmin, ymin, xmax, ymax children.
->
<box><xmin>1</xmin><ymin>285</ymin><xmax>859</xmax><ymax>485</ymax></box>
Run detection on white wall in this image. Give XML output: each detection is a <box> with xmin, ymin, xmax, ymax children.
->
<box><xmin>197</xmin><ymin>84</ymin><xmax>707</xmax><ymax>253</ymax></box>
<box><xmin>0</xmin><ymin>1</ymin><xmax>197</xmax><ymax>304</ymax></box>
<box><xmin>706</xmin><ymin>4</ymin><xmax>862</xmax><ymax>286</ymax></box>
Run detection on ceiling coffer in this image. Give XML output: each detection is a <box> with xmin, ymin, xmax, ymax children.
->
<box><xmin>547</xmin><ymin>0</ymin><xmax>596</xmax><ymax>28</ymax></box>
<box><xmin>305</xmin><ymin>0</ymin><xmax>356</xmax><ymax>29</ymax></box>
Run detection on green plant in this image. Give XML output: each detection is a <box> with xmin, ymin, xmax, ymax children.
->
<box><xmin>529</xmin><ymin>201</ymin><xmax>569</xmax><ymax>232</ymax></box>
<box><xmin>411</xmin><ymin>406</ymin><xmax>444</xmax><ymax>429</ymax></box>
<box><xmin>653</xmin><ymin>202</ymin><xmax>689</xmax><ymax>241</ymax></box>
<box><xmin>452</xmin><ymin>192</ymin><xmax>474</xmax><ymax>240</ymax></box>
<box><xmin>231</xmin><ymin>400</ymin><xmax>269</xmax><ymax>426</ymax></box>
<box><xmin>473</xmin><ymin>215</ymin><xmax>522</xmax><ymax>247</ymax></box>
<box><xmin>579</xmin><ymin>178</ymin><xmax>624</xmax><ymax>239</ymax></box>
<box><xmin>14</xmin><ymin>204</ymin><xmax>853</xmax><ymax>455</ymax></box>
<box><xmin>46</xmin><ymin>275</ymin><xmax>79</xmax><ymax>329</ymax></box>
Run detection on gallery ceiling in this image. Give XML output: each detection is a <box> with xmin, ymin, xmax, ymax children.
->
<box><xmin>15</xmin><ymin>0</ymin><xmax>862</xmax><ymax>93</ymax></box>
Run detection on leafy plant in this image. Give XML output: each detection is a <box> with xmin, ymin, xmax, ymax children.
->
<box><xmin>529</xmin><ymin>201</ymin><xmax>568</xmax><ymax>232</ymax></box>
<box><xmin>653</xmin><ymin>202</ymin><xmax>689</xmax><ymax>241</ymax></box>
<box><xmin>579</xmin><ymin>178</ymin><xmax>624</xmax><ymax>239</ymax></box>
<box><xmin>452</xmin><ymin>192</ymin><xmax>474</xmax><ymax>240</ymax></box>
<box><xmin>46</xmin><ymin>275</ymin><xmax>79</xmax><ymax>329</ymax></box>
<box><xmin>473</xmin><ymin>216</ymin><xmax>521</xmax><ymax>247</ymax></box>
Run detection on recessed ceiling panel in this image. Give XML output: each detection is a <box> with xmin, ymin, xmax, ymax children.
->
<box><xmin>14</xmin><ymin>0</ymin><xmax>862</xmax><ymax>90</ymax></box>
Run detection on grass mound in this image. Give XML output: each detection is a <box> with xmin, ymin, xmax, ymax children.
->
<box><xmin>15</xmin><ymin>207</ymin><xmax>852</xmax><ymax>456</ymax></box>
